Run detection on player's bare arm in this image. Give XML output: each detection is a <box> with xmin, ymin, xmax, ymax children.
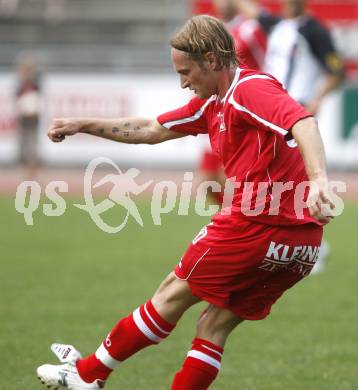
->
<box><xmin>291</xmin><ymin>116</ymin><xmax>334</xmax><ymax>223</ymax></box>
<box><xmin>48</xmin><ymin>117</ymin><xmax>186</xmax><ymax>145</ymax></box>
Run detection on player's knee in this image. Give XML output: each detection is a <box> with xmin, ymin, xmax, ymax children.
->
<box><xmin>151</xmin><ymin>272</ymin><xmax>199</xmax><ymax>322</ymax></box>
<box><xmin>155</xmin><ymin>272</ymin><xmax>177</xmax><ymax>295</ymax></box>
<box><xmin>153</xmin><ymin>273</ymin><xmax>185</xmax><ymax>302</ymax></box>
<box><xmin>196</xmin><ymin>305</ymin><xmax>242</xmax><ymax>346</ymax></box>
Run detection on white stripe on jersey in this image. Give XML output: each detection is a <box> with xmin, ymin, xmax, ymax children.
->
<box><xmin>161</xmin><ymin>95</ymin><xmax>216</xmax><ymax>129</ymax></box>
<box><xmin>221</xmin><ymin>67</ymin><xmax>242</xmax><ymax>104</ymax></box>
<box><xmin>187</xmin><ymin>350</ymin><xmax>221</xmax><ymax>370</ymax></box>
<box><xmin>228</xmin><ymin>76</ymin><xmax>288</xmax><ymax>136</ymax></box>
<box><xmin>256</xmin><ymin>130</ymin><xmax>261</xmax><ymax>158</ymax></box>
<box><xmin>229</xmin><ymin>97</ymin><xmax>288</xmax><ymax>136</ymax></box>
<box><xmin>235</xmin><ymin>74</ymin><xmax>274</xmax><ymax>87</ymax></box>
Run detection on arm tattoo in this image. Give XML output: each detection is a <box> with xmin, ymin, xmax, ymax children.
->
<box><xmin>111</xmin><ymin>124</ymin><xmax>141</xmax><ymax>137</ymax></box>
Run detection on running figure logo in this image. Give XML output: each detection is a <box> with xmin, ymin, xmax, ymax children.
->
<box><xmin>75</xmin><ymin>157</ymin><xmax>153</xmax><ymax>233</ymax></box>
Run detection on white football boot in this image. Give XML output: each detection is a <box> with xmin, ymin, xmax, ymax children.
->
<box><xmin>36</xmin><ymin>343</ymin><xmax>105</xmax><ymax>389</ymax></box>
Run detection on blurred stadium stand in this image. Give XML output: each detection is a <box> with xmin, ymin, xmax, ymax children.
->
<box><xmin>0</xmin><ymin>0</ymin><xmax>357</xmax><ymax>170</ymax></box>
<box><xmin>0</xmin><ymin>0</ymin><xmax>188</xmax><ymax>73</ymax></box>
<box><xmin>1</xmin><ymin>1</ymin><xmax>356</xmax><ymax>76</ymax></box>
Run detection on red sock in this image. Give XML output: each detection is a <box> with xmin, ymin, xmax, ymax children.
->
<box><xmin>171</xmin><ymin>338</ymin><xmax>224</xmax><ymax>390</ymax></box>
<box><xmin>76</xmin><ymin>300</ymin><xmax>175</xmax><ymax>383</ymax></box>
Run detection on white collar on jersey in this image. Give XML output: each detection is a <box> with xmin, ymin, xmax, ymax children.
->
<box><xmin>219</xmin><ymin>67</ymin><xmax>242</xmax><ymax>105</ymax></box>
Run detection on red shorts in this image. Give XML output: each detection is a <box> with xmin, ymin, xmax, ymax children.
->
<box><xmin>174</xmin><ymin>213</ymin><xmax>323</xmax><ymax>320</ymax></box>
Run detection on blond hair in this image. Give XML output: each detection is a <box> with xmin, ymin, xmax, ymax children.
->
<box><xmin>170</xmin><ymin>15</ymin><xmax>238</xmax><ymax>68</ymax></box>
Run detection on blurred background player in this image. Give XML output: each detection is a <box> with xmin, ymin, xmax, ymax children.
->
<box><xmin>199</xmin><ymin>0</ymin><xmax>267</xmax><ymax>204</ymax></box>
<box><xmin>237</xmin><ymin>0</ymin><xmax>345</xmax><ymax>273</ymax></box>
<box><xmin>237</xmin><ymin>0</ymin><xmax>344</xmax><ymax>113</ymax></box>
<box><xmin>216</xmin><ymin>0</ymin><xmax>266</xmax><ymax>70</ymax></box>
<box><xmin>15</xmin><ymin>53</ymin><xmax>42</xmax><ymax>180</ymax></box>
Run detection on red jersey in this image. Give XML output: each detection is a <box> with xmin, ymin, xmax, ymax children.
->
<box><xmin>158</xmin><ymin>68</ymin><xmax>319</xmax><ymax>227</ymax></box>
<box><xmin>228</xmin><ymin>16</ymin><xmax>266</xmax><ymax>70</ymax></box>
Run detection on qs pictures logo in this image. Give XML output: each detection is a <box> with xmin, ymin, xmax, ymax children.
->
<box><xmin>74</xmin><ymin>157</ymin><xmax>153</xmax><ymax>233</ymax></box>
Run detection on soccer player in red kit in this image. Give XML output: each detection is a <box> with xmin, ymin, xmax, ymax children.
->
<box><xmin>37</xmin><ymin>15</ymin><xmax>334</xmax><ymax>390</ymax></box>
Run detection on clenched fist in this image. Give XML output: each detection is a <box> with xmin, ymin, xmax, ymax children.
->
<box><xmin>48</xmin><ymin>119</ymin><xmax>83</xmax><ymax>142</ymax></box>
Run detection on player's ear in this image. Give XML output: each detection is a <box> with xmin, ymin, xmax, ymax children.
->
<box><xmin>205</xmin><ymin>52</ymin><xmax>222</xmax><ymax>71</ymax></box>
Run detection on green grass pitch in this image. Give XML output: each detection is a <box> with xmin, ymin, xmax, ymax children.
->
<box><xmin>0</xmin><ymin>196</ymin><xmax>357</xmax><ymax>390</ymax></box>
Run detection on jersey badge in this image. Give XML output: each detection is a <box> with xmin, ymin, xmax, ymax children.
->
<box><xmin>218</xmin><ymin>112</ymin><xmax>226</xmax><ymax>132</ymax></box>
